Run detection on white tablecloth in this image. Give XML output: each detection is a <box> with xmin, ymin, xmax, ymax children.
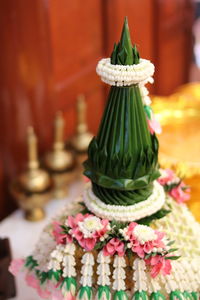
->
<box><xmin>0</xmin><ymin>181</ymin><xmax>84</xmax><ymax>300</ymax></box>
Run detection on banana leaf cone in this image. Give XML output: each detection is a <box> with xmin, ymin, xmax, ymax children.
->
<box><xmin>84</xmin><ymin>17</ymin><xmax>159</xmax><ymax>206</ymax></box>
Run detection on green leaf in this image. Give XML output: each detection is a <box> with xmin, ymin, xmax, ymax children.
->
<box><xmin>78</xmin><ymin>286</ymin><xmax>92</xmax><ymax>300</ymax></box>
<box><xmin>165</xmin><ymin>255</ymin><xmax>181</xmax><ymax>260</ymax></box>
<box><xmin>114</xmin><ymin>290</ymin><xmax>128</xmax><ymax>300</ymax></box>
<box><xmin>150</xmin><ymin>291</ymin><xmax>166</xmax><ymax>300</ymax></box>
<box><xmin>167</xmin><ymin>248</ymin><xmax>178</xmax><ymax>253</ymax></box>
<box><xmin>167</xmin><ymin>240</ymin><xmax>175</xmax><ymax>247</ymax></box>
<box><xmin>137</xmin><ymin>209</ymin><xmax>171</xmax><ymax>226</ymax></box>
<box><xmin>25</xmin><ymin>256</ymin><xmax>38</xmax><ymax>270</ymax></box>
<box><xmin>133</xmin><ymin>290</ymin><xmax>148</xmax><ymax>300</ymax></box>
<box><xmin>97</xmin><ymin>286</ymin><xmax>111</xmax><ymax>300</ymax></box>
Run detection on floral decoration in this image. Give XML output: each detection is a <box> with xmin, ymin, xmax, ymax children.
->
<box><xmin>52</xmin><ymin>213</ymin><xmax>179</xmax><ymax>279</ymax></box>
<box><xmin>145</xmin><ymin>255</ymin><xmax>172</xmax><ymax>278</ymax></box>
<box><xmin>103</xmin><ymin>238</ymin><xmax>125</xmax><ymax>257</ymax></box>
<box><xmin>158</xmin><ymin>169</ymin><xmax>190</xmax><ymax>204</ymax></box>
<box><xmin>66</xmin><ymin>213</ymin><xmax>110</xmax><ymax>251</ymax></box>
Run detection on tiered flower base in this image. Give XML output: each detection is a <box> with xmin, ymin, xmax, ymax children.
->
<box><xmin>10</xmin><ymin>171</ymin><xmax>200</xmax><ymax>300</ymax></box>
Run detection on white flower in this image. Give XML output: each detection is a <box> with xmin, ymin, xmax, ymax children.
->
<box><xmin>78</xmin><ymin>216</ymin><xmax>103</xmax><ymax>238</ymax></box>
<box><xmin>133</xmin><ymin>225</ymin><xmax>157</xmax><ymax>244</ymax></box>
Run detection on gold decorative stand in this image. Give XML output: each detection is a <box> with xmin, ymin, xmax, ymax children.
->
<box><xmin>44</xmin><ymin>111</ymin><xmax>75</xmax><ymax>198</ymax></box>
<box><xmin>70</xmin><ymin>95</ymin><xmax>93</xmax><ymax>176</ymax></box>
<box><xmin>11</xmin><ymin>127</ymin><xmax>52</xmax><ymax>221</ymax></box>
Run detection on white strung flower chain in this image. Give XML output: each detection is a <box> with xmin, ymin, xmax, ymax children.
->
<box><xmin>83</xmin><ymin>181</ymin><xmax>165</xmax><ymax>222</ymax></box>
<box><xmin>47</xmin><ymin>243</ymin><xmax>76</xmax><ymax>277</ymax></box>
<box><xmin>133</xmin><ymin>258</ymin><xmax>147</xmax><ymax>292</ymax></box>
<box><xmin>97</xmin><ymin>251</ymin><xmax>111</xmax><ymax>286</ymax></box>
<box><xmin>96</xmin><ymin>58</ymin><xmax>154</xmax><ymax>87</ymax></box>
<box><xmin>62</xmin><ymin>244</ymin><xmax>76</xmax><ymax>278</ymax></box>
<box><xmin>112</xmin><ymin>256</ymin><xmax>126</xmax><ymax>291</ymax></box>
<box><xmin>80</xmin><ymin>253</ymin><xmax>95</xmax><ymax>287</ymax></box>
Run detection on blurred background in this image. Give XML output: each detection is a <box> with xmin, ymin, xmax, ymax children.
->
<box><xmin>0</xmin><ymin>0</ymin><xmax>200</xmax><ymax>221</ymax></box>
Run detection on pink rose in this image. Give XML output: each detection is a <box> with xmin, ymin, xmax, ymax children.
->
<box><xmin>126</xmin><ymin>223</ymin><xmax>165</xmax><ymax>258</ymax></box>
<box><xmin>68</xmin><ymin>214</ymin><xmax>109</xmax><ymax>251</ymax></box>
<box><xmin>9</xmin><ymin>258</ymin><xmax>24</xmax><ymax>276</ymax></box>
<box><xmin>52</xmin><ymin>221</ymin><xmax>72</xmax><ymax>245</ymax></box>
<box><xmin>103</xmin><ymin>238</ymin><xmax>125</xmax><ymax>257</ymax></box>
<box><xmin>25</xmin><ymin>273</ymin><xmax>40</xmax><ymax>289</ymax></box>
<box><xmin>145</xmin><ymin>255</ymin><xmax>172</xmax><ymax>278</ymax></box>
<box><xmin>169</xmin><ymin>182</ymin><xmax>190</xmax><ymax>204</ymax></box>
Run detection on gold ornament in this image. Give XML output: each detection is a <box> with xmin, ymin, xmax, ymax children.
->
<box><xmin>11</xmin><ymin>127</ymin><xmax>52</xmax><ymax>221</ymax></box>
<box><xmin>70</xmin><ymin>95</ymin><xmax>93</xmax><ymax>176</ymax></box>
<box><xmin>44</xmin><ymin>111</ymin><xmax>75</xmax><ymax>198</ymax></box>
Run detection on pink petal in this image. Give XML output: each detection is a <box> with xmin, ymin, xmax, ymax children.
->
<box><xmin>25</xmin><ymin>273</ymin><xmax>40</xmax><ymax>289</ymax></box>
<box><xmin>9</xmin><ymin>259</ymin><xmax>24</xmax><ymax>276</ymax></box>
<box><xmin>37</xmin><ymin>286</ymin><xmax>51</xmax><ymax>299</ymax></box>
<box><xmin>68</xmin><ymin>216</ymin><xmax>75</xmax><ymax>228</ymax></box>
<box><xmin>84</xmin><ymin>238</ymin><xmax>96</xmax><ymax>251</ymax></box>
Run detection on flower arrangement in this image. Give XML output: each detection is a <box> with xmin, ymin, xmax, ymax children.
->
<box><xmin>51</xmin><ymin>212</ymin><xmax>179</xmax><ymax>279</ymax></box>
<box><xmin>158</xmin><ymin>169</ymin><xmax>190</xmax><ymax>204</ymax></box>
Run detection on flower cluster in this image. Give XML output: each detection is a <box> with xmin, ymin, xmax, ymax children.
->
<box><xmin>158</xmin><ymin>169</ymin><xmax>190</xmax><ymax>204</ymax></box>
<box><xmin>52</xmin><ymin>213</ymin><xmax>179</xmax><ymax>278</ymax></box>
<box><xmin>119</xmin><ymin>223</ymin><xmax>165</xmax><ymax>259</ymax></box>
<box><xmin>96</xmin><ymin>58</ymin><xmax>154</xmax><ymax>86</ymax></box>
<box><xmin>65</xmin><ymin>213</ymin><xmax>110</xmax><ymax>251</ymax></box>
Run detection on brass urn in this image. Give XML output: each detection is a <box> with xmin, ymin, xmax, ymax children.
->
<box><xmin>70</xmin><ymin>95</ymin><xmax>93</xmax><ymax>176</ymax></box>
<box><xmin>11</xmin><ymin>127</ymin><xmax>52</xmax><ymax>221</ymax></box>
<box><xmin>44</xmin><ymin>111</ymin><xmax>75</xmax><ymax>198</ymax></box>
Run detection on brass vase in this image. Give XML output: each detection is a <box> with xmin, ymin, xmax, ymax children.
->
<box><xmin>44</xmin><ymin>111</ymin><xmax>75</xmax><ymax>198</ymax></box>
<box><xmin>11</xmin><ymin>127</ymin><xmax>52</xmax><ymax>221</ymax></box>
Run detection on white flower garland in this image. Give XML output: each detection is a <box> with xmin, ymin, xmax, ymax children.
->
<box><xmin>83</xmin><ymin>181</ymin><xmax>165</xmax><ymax>222</ymax></box>
<box><xmin>47</xmin><ymin>243</ymin><xmax>76</xmax><ymax>276</ymax></box>
<box><xmin>80</xmin><ymin>253</ymin><xmax>95</xmax><ymax>287</ymax></box>
<box><xmin>112</xmin><ymin>256</ymin><xmax>126</xmax><ymax>291</ymax></box>
<box><xmin>96</xmin><ymin>58</ymin><xmax>154</xmax><ymax>87</ymax></box>
<box><xmin>62</xmin><ymin>244</ymin><xmax>76</xmax><ymax>278</ymax></box>
<box><xmin>133</xmin><ymin>258</ymin><xmax>147</xmax><ymax>292</ymax></box>
<box><xmin>97</xmin><ymin>251</ymin><xmax>111</xmax><ymax>286</ymax></box>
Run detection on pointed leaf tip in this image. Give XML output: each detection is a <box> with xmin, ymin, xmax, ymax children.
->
<box><xmin>110</xmin><ymin>17</ymin><xmax>140</xmax><ymax>65</ymax></box>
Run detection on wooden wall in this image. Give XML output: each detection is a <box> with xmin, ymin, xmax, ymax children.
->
<box><xmin>0</xmin><ymin>0</ymin><xmax>194</xmax><ymax>220</ymax></box>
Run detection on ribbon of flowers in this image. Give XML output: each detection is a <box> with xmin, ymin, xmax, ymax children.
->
<box><xmin>157</xmin><ymin>169</ymin><xmax>190</xmax><ymax>204</ymax></box>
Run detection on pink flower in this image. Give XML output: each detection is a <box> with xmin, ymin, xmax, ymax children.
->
<box><xmin>25</xmin><ymin>273</ymin><xmax>51</xmax><ymax>299</ymax></box>
<box><xmin>169</xmin><ymin>182</ymin><xmax>190</xmax><ymax>204</ymax></box>
<box><xmin>145</xmin><ymin>255</ymin><xmax>172</xmax><ymax>278</ymax></box>
<box><xmin>9</xmin><ymin>258</ymin><xmax>24</xmax><ymax>276</ymax></box>
<box><xmin>147</xmin><ymin>115</ymin><xmax>162</xmax><ymax>135</ymax></box>
<box><xmin>68</xmin><ymin>214</ymin><xmax>109</xmax><ymax>251</ymax></box>
<box><xmin>52</xmin><ymin>221</ymin><xmax>72</xmax><ymax>244</ymax></box>
<box><xmin>158</xmin><ymin>169</ymin><xmax>175</xmax><ymax>185</ymax></box>
<box><xmin>25</xmin><ymin>273</ymin><xmax>40</xmax><ymax>289</ymax></box>
<box><xmin>52</xmin><ymin>289</ymin><xmax>64</xmax><ymax>300</ymax></box>
<box><xmin>37</xmin><ymin>286</ymin><xmax>51</xmax><ymax>299</ymax></box>
<box><xmin>126</xmin><ymin>223</ymin><xmax>165</xmax><ymax>258</ymax></box>
<box><xmin>103</xmin><ymin>238</ymin><xmax>125</xmax><ymax>256</ymax></box>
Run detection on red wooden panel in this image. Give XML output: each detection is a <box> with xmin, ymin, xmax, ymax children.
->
<box><xmin>104</xmin><ymin>0</ymin><xmax>155</xmax><ymax>61</ymax></box>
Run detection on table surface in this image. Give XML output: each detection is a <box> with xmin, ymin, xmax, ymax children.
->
<box><xmin>0</xmin><ymin>181</ymin><xmax>84</xmax><ymax>300</ymax></box>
